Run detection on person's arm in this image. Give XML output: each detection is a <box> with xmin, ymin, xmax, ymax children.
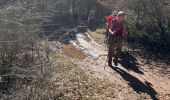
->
<box><xmin>109</xmin><ymin>28</ymin><xmax>115</xmax><ymax>35</ymax></box>
<box><xmin>109</xmin><ymin>21</ymin><xmax>116</xmax><ymax>35</ymax></box>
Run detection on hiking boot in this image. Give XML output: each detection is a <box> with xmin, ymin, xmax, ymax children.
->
<box><xmin>113</xmin><ymin>59</ymin><xmax>118</xmax><ymax>66</ymax></box>
<box><xmin>108</xmin><ymin>60</ymin><xmax>112</xmax><ymax>67</ymax></box>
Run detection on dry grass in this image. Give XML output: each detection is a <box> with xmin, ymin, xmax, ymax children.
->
<box><xmin>0</xmin><ymin>40</ymin><xmax>150</xmax><ymax>99</ymax></box>
<box><xmin>50</xmin><ymin>52</ymin><xmax>118</xmax><ymax>100</ymax></box>
<box><xmin>49</xmin><ymin>49</ymin><xmax>150</xmax><ymax>100</ymax></box>
<box><xmin>88</xmin><ymin>28</ymin><xmax>106</xmax><ymax>45</ymax></box>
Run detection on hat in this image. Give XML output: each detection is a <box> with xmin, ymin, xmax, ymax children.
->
<box><xmin>112</xmin><ymin>11</ymin><xmax>118</xmax><ymax>16</ymax></box>
<box><xmin>117</xmin><ymin>11</ymin><xmax>125</xmax><ymax>17</ymax></box>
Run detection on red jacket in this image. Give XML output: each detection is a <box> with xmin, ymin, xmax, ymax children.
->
<box><xmin>106</xmin><ymin>15</ymin><xmax>117</xmax><ymax>32</ymax></box>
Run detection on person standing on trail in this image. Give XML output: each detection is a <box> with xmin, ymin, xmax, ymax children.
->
<box><xmin>108</xmin><ymin>11</ymin><xmax>126</xmax><ymax>66</ymax></box>
<box><xmin>106</xmin><ymin>11</ymin><xmax>118</xmax><ymax>34</ymax></box>
<box><xmin>88</xmin><ymin>10</ymin><xmax>95</xmax><ymax>29</ymax></box>
<box><xmin>105</xmin><ymin>11</ymin><xmax>118</xmax><ymax>46</ymax></box>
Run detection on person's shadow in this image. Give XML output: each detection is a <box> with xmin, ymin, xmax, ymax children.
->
<box><xmin>110</xmin><ymin>66</ymin><xmax>158</xmax><ymax>100</ymax></box>
<box><xmin>118</xmin><ymin>52</ymin><xmax>144</xmax><ymax>74</ymax></box>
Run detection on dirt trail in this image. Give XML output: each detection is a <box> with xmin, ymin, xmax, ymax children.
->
<box><xmin>60</xmin><ymin>28</ymin><xmax>170</xmax><ymax>100</ymax></box>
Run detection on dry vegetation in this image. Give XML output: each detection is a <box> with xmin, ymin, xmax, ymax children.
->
<box><xmin>0</xmin><ymin>0</ymin><xmax>54</xmax><ymax>99</ymax></box>
<box><xmin>88</xmin><ymin>29</ymin><xmax>106</xmax><ymax>45</ymax></box>
<box><xmin>45</xmin><ymin>50</ymin><xmax>150</xmax><ymax>100</ymax></box>
<box><xmin>0</xmin><ymin>0</ymin><xmax>169</xmax><ymax>99</ymax></box>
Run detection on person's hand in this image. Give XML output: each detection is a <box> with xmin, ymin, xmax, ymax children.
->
<box><xmin>110</xmin><ymin>31</ymin><xmax>116</xmax><ymax>35</ymax></box>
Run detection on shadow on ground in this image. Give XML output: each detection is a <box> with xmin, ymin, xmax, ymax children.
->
<box><xmin>126</xmin><ymin>41</ymin><xmax>170</xmax><ymax>65</ymax></box>
<box><xmin>110</xmin><ymin>66</ymin><xmax>158</xmax><ymax>100</ymax></box>
<box><xmin>118</xmin><ymin>52</ymin><xmax>144</xmax><ymax>74</ymax></box>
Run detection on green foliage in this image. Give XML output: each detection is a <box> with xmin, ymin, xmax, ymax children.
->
<box><xmin>125</xmin><ymin>0</ymin><xmax>170</xmax><ymax>50</ymax></box>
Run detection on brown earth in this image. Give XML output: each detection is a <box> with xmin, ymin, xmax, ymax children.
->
<box><xmin>59</xmin><ymin>28</ymin><xmax>170</xmax><ymax>100</ymax></box>
<box><xmin>62</xmin><ymin>44</ymin><xmax>86</xmax><ymax>61</ymax></box>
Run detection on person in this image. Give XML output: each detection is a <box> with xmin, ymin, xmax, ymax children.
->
<box><xmin>108</xmin><ymin>11</ymin><xmax>126</xmax><ymax>66</ymax></box>
<box><xmin>105</xmin><ymin>11</ymin><xmax>118</xmax><ymax>47</ymax></box>
<box><xmin>106</xmin><ymin>11</ymin><xmax>118</xmax><ymax>33</ymax></box>
<box><xmin>88</xmin><ymin>10</ymin><xmax>95</xmax><ymax>30</ymax></box>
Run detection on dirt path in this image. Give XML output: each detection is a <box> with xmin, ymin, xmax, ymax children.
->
<box><xmin>60</xmin><ymin>28</ymin><xmax>170</xmax><ymax>100</ymax></box>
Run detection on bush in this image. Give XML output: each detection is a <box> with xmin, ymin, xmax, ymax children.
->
<box><xmin>125</xmin><ymin>0</ymin><xmax>170</xmax><ymax>50</ymax></box>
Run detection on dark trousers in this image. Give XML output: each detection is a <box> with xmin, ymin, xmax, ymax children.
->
<box><xmin>108</xmin><ymin>34</ymin><xmax>123</xmax><ymax>63</ymax></box>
